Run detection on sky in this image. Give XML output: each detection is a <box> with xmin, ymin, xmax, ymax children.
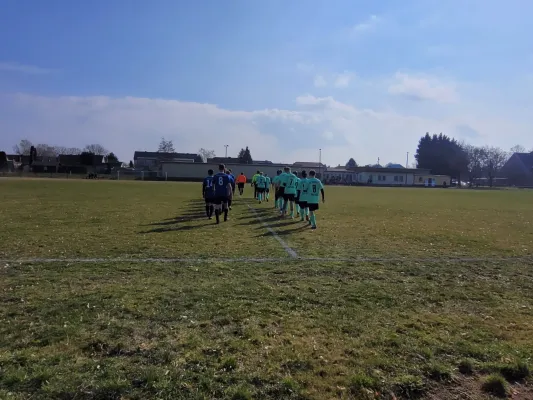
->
<box><xmin>1</xmin><ymin>0</ymin><xmax>532</xmax><ymax>166</ymax></box>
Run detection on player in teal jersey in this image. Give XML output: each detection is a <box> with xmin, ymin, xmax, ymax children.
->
<box><xmin>264</xmin><ymin>174</ymin><xmax>272</xmax><ymax>202</ymax></box>
<box><xmin>272</xmin><ymin>170</ymin><xmax>283</xmax><ymax>209</ymax></box>
<box><xmin>280</xmin><ymin>167</ymin><xmax>298</xmax><ymax>218</ymax></box>
<box><xmin>305</xmin><ymin>170</ymin><xmax>325</xmax><ymax>229</ymax></box>
<box><xmin>255</xmin><ymin>172</ymin><xmax>267</xmax><ymax>203</ymax></box>
<box><xmin>296</xmin><ymin>170</ymin><xmax>310</xmax><ymax>221</ymax></box>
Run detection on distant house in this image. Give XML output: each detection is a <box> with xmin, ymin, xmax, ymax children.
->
<box><xmin>292</xmin><ymin>161</ymin><xmax>326</xmax><ymax>170</ymax></box>
<box><xmin>500</xmin><ymin>152</ymin><xmax>533</xmax><ymax>187</ymax></box>
<box><xmin>207</xmin><ymin>157</ymin><xmax>273</xmax><ymax>165</ymax></box>
<box><xmin>385</xmin><ymin>163</ymin><xmax>405</xmax><ymax>169</ymax></box>
<box><xmin>134</xmin><ymin>151</ymin><xmax>203</xmax><ymax>170</ymax></box>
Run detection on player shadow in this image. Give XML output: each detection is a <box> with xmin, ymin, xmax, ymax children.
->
<box><xmin>255</xmin><ymin>225</ymin><xmax>309</xmax><ymax>237</ymax></box>
<box><xmin>139</xmin><ymin>223</ymin><xmax>212</xmax><ymax>234</ymax></box>
<box><xmin>258</xmin><ymin>220</ymin><xmax>298</xmax><ymax>229</ymax></box>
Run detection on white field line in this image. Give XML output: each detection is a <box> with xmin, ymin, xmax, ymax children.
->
<box><xmin>1</xmin><ymin>256</ymin><xmax>532</xmax><ymax>264</ymax></box>
<box><xmin>246</xmin><ymin>204</ymin><xmax>299</xmax><ymax>258</ymax></box>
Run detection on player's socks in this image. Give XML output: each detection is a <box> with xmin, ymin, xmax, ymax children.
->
<box><xmin>205</xmin><ymin>205</ymin><xmax>210</xmax><ymax>218</ymax></box>
<box><xmin>310</xmin><ymin>214</ymin><xmax>316</xmax><ymax>228</ymax></box>
<box><xmin>215</xmin><ymin>210</ymin><xmax>220</xmax><ymax>224</ymax></box>
<box><xmin>224</xmin><ymin>209</ymin><xmax>229</xmax><ymax>222</ymax></box>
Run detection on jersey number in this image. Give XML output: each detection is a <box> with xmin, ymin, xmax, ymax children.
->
<box><xmin>289</xmin><ymin>178</ymin><xmax>293</xmax><ymax>185</ymax></box>
<box><xmin>206</xmin><ymin>180</ymin><xmax>212</xmax><ymax>187</ymax></box>
<box><xmin>218</xmin><ymin>177</ymin><xmax>224</xmax><ymax>186</ymax></box>
<box><xmin>312</xmin><ymin>184</ymin><xmax>317</xmax><ymax>193</ymax></box>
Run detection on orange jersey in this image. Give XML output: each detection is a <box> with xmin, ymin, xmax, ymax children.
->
<box><xmin>236</xmin><ymin>175</ymin><xmax>247</xmax><ymax>184</ymax></box>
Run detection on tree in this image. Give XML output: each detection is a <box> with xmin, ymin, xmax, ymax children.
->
<box><xmin>482</xmin><ymin>146</ymin><xmax>508</xmax><ymax>187</ymax></box>
<box><xmin>35</xmin><ymin>144</ymin><xmax>57</xmax><ymax>157</ymax></box>
<box><xmin>84</xmin><ymin>144</ymin><xmax>108</xmax><ymax>155</ymax></box>
<box><xmin>346</xmin><ymin>158</ymin><xmax>358</xmax><ymax>168</ymax></box>
<box><xmin>237</xmin><ymin>146</ymin><xmax>253</xmax><ymax>164</ymax></box>
<box><xmin>463</xmin><ymin>144</ymin><xmax>487</xmax><ymax>186</ymax></box>
<box><xmin>129</xmin><ymin>160</ymin><xmax>134</xmax><ymax>168</ymax></box>
<box><xmin>158</xmin><ymin>137</ymin><xmax>175</xmax><ymax>153</ymax></box>
<box><xmin>13</xmin><ymin>139</ymin><xmax>33</xmax><ymax>155</ymax></box>
<box><xmin>510</xmin><ymin>145</ymin><xmax>526</xmax><ymax>154</ymax></box>
<box><xmin>198</xmin><ymin>148</ymin><xmax>215</xmax><ymax>163</ymax></box>
<box><xmin>415</xmin><ymin>133</ymin><xmax>468</xmax><ymax>183</ymax></box>
<box><xmin>106</xmin><ymin>152</ymin><xmax>118</xmax><ymax>163</ymax></box>
<box><xmin>0</xmin><ymin>151</ymin><xmax>7</xmax><ymax>170</ymax></box>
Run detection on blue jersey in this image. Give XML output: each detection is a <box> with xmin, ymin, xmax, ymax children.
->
<box><xmin>213</xmin><ymin>172</ymin><xmax>231</xmax><ymax>197</ymax></box>
<box><xmin>228</xmin><ymin>174</ymin><xmax>235</xmax><ymax>186</ymax></box>
<box><xmin>203</xmin><ymin>176</ymin><xmax>215</xmax><ymax>198</ymax></box>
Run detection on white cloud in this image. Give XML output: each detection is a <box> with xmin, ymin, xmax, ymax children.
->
<box><xmin>353</xmin><ymin>15</ymin><xmax>381</xmax><ymax>33</ymax></box>
<box><xmin>1</xmin><ymin>92</ymin><xmax>530</xmax><ymax>167</ymax></box>
<box><xmin>388</xmin><ymin>72</ymin><xmax>458</xmax><ymax>103</ymax></box>
<box><xmin>313</xmin><ymin>75</ymin><xmax>327</xmax><ymax>87</ymax></box>
<box><xmin>0</xmin><ymin>62</ymin><xmax>55</xmax><ymax>75</ymax></box>
<box><xmin>334</xmin><ymin>71</ymin><xmax>354</xmax><ymax>88</ymax></box>
<box><xmin>322</xmin><ymin>131</ymin><xmax>334</xmax><ymax>140</ymax></box>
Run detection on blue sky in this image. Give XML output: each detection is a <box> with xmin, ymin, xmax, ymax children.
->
<box><xmin>1</xmin><ymin>0</ymin><xmax>532</xmax><ymax>165</ymax></box>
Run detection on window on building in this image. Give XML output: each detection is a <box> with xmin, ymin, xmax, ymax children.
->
<box><xmin>394</xmin><ymin>176</ymin><xmax>398</xmax><ymax>182</ymax></box>
<box><xmin>399</xmin><ymin>176</ymin><xmax>404</xmax><ymax>182</ymax></box>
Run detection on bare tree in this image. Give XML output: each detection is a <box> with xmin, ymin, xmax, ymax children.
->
<box><xmin>198</xmin><ymin>148</ymin><xmax>215</xmax><ymax>162</ymax></box>
<box><xmin>464</xmin><ymin>144</ymin><xmax>487</xmax><ymax>186</ymax></box>
<box><xmin>84</xmin><ymin>144</ymin><xmax>108</xmax><ymax>155</ymax></box>
<box><xmin>482</xmin><ymin>146</ymin><xmax>508</xmax><ymax>187</ymax></box>
<box><xmin>158</xmin><ymin>137</ymin><xmax>175</xmax><ymax>153</ymax></box>
<box><xmin>13</xmin><ymin>139</ymin><xmax>33</xmax><ymax>155</ymax></box>
<box><xmin>35</xmin><ymin>144</ymin><xmax>57</xmax><ymax>157</ymax></box>
<box><xmin>510</xmin><ymin>145</ymin><xmax>526</xmax><ymax>154</ymax></box>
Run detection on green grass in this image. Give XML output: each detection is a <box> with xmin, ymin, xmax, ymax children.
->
<box><xmin>1</xmin><ymin>179</ymin><xmax>533</xmax><ymax>399</ymax></box>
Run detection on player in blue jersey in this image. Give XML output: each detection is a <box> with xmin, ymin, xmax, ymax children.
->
<box><xmin>212</xmin><ymin>164</ymin><xmax>233</xmax><ymax>224</ymax></box>
<box><xmin>202</xmin><ymin>169</ymin><xmax>215</xmax><ymax>219</ymax></box>
<box><xmin>226</xmin><ymin>169</ymin><xmax>236</xmax><ymax>210</ymax></box>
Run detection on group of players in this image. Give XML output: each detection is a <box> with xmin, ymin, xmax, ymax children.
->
<box><xmin>202</xmin><ymin>164</ymin><xmax>325</xmax><ymax>229</ymax></box>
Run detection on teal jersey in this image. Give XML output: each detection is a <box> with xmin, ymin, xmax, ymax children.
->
<box><xmin>256</xmin><ymin>175</ymin><xmax>267</xmax><ymax>189</ymax></box>
<box><xmin>306</xmin><ymin>177</ymin><xmax>324</xmax><ymax>204</ymax></box>
<box><xmin>272</xmin><ymin>175</ymin><xmax>281</xmax><ymax>187</ymax></box>
<box><xmin>281</xmin><ymin>172</ymin><xmax>298</xmax><ymax>194</ymax></box>
<box><xmin>297</xmin><ymin>178</ymin><xmax>308</xmax><ymax>201</ymax></box>
<box><xmin>265</xmin><ymin>176</ymin><xmax>271</xmax><ymax>188</ymax></box>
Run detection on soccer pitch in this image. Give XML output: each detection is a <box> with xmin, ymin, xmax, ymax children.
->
<box><xmin>1</xmin><ymin>179</ymin><xmax>532</xmax><ymax>399</ymax></box>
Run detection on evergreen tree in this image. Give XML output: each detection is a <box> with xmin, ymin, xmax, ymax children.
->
<box><xmin>238</xmin><ymin>146</ymin><xmax>253</xmax><ymax>164</ymax></box>
<box><xmin>346</xmin><ymin>158</ymin><xmax>358</xmax><ymax>168</ymax></box>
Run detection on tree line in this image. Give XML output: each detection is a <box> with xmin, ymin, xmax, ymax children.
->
<box><xmin>415</xmin><ymin>133</ymin><xmax>528</xmax><ymax>187</ymax></box>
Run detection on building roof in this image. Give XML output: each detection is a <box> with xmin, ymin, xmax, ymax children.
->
<box><xmin>514</xmin><ymin>152</ymin><xmax>533</xmax><ymax>169</ymax></box>
<box><xmin>134</xmin><ymin>151</ymin><xmax>202</xmax><ymax>162</ymax></box>
<box><xmin>208</xmin><ymin>157</ymin><xmax>273</xmax><ymax>165</ymax></box>
<box><xmin>353</xmin><ymin>166</ymin><xmax>431</xmax><ymax>174</ymax></box>
<box><xmin>385</xmin><ymin>163</ymin><xmax>405</xmax><ymax>169</ymax></box>
<box><xmin>292</xmin><ymin>162</ymin><xmax>326</xmax><ymax>168</ymax></box>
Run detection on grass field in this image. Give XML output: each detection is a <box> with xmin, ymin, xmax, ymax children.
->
<box><xmin>1</xmin><ymin>179</ymin><xmax>532</xmax><ymax>399</ymax></box>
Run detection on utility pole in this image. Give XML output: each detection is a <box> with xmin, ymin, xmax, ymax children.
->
<box><xmin>224</xmin><ymin>145</ymin><xmax>229</xmax><ymax>158</ymax></box>
<box><xmin>406</xmin><ymin>152</ymin><xmax>409</xmax><ymax>168</ymax></box>
<box><xmin>319</xmin><ymin>148</ymin><xmax>322</xmax><ymax>177</ymax></box>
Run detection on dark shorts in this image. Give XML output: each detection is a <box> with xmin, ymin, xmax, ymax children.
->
<box><xmin>308</xmin><ymin>203</ymin><xmax>319</xmax><ymax>211</ymax></box>
<box><xmin>298</xmin><ymin>201</ymin><xmax>308</xmax><ymax>208</ymax></box>
<box><xmin>205</xmin><ymin>197</ymin><xmax>214</xmax><ymax>204</ymax></box>
<box><xmin>283</xmin><ymin>193</ymin><xmax>295</xmax><ymax>201</ymax></box>
<box><xmin>265</xmin><ymin>188</ymin><xmax>270</xmax><ymax>193</ymax></box>
<box><xmin>275</xmin><ymin>187</ymin><xmax>284</xmax><ymax>199</ymax></box>
<box><xmin>257</xmin><ymin>187</ymin><xmax>265</xmax><ymax>193</ymax></box>
<box><xmin>213</xmin><ymin>196</ymin><xmax>229</xmax><ymax>205</ymax></box>
<box><xmin>238</xmin><ymin>183</ymin><xmax>245</xmax><ymax>189</ymax></box>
